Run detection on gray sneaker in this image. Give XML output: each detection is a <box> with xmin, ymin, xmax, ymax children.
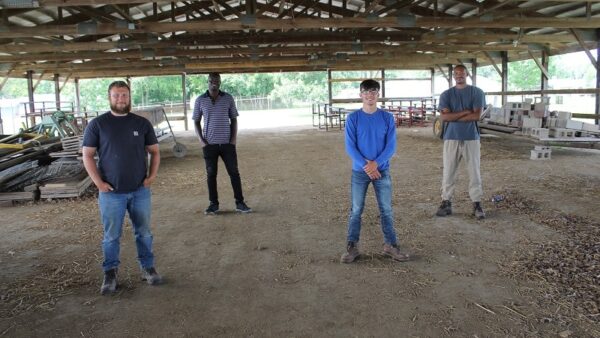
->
<box><xmin>382</xmin><ymin>243</ymin><xmax>411</xmax><ymax>262</ymax></box>
<box><xmin>435</xmin><ymin>200</ymin><xmax>452</xmax><ymax>216</ymax></box>
<box><xmin>141</xmin><ymin>267</ymin><xmax>162</xmax><ymax>285</ymax></box>
<box><xmin>473</xmin><ymin>202</ymin><xmax>486</xmax><ymax>220</ymax></box>
<box><xmin>100</xmin><ymin>268</ymin><xmax>118</xmax><ymax>295</ymax></box>
<box><xmin>340</xmin><ymin>242</ymin><xmax>360</xmax><ymax>263</ymax></box>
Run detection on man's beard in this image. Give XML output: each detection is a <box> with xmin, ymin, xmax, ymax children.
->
<box><xmin>110</xmin><ymin>102</ymin><xmax>131</xmax><ymax>115</ymax></box>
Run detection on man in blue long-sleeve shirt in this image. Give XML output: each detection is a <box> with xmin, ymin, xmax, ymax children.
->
<box><xmin>341</xmin><ymin>79</ymin><xmax>411</xmax><ymax>264</ymax></box>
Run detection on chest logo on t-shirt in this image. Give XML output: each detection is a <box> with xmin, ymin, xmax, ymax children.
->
<box><xmin>133</xmin><ymin>131</ymin><xmax>139</xmax><ymax>136</ymax></box>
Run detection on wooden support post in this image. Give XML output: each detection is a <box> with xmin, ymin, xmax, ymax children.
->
<box><xmin>596</xmin><ymin>28</ymin><xmax>600</xmax><ymax>125</ymax></box>
<box><xmin>54</xmin><ymin>73</ymin><xmax>61</xmax><ymax>110</ymax></box>
<box><xmin>75</xmin><ymin>77</ymin><xmax>81</xmax><ymax>113</ymax></box>
<box><xmin>447</xmin><ymin>64</ymin><xmax>453</xmax><ymax>88</ymax></box>
<box><xmin>471</xmin><ymin>58</ymin><xmax>477</xmax><ymax>87</ymax></box>
<box><xmin>430</xmin><ymin>68</ymin><xmax>435</xmax><ymax>97</ymax></box>
<box><xmin>541</xmin><ymin>50</ymin><xmax>548</xmax><ymax>99</ymax></box>
<box><xmin>182</xmin><ymin>72</ymin><xmax>188</xmax><ymax>131</ymax></box>
<box><xmin>381</xmin><ymin>68</ymin><xmax>386</xmax><ymax>106</ymax></box>
<box><xmin>327</xmin><ymin>69</ymin><xmax>333</xmax><ymax>107</ymax></box>
<box><xmin>501</xmin><ymin>51</ymin><xmax>508</xmax><ymax>106</ymax></box>
<box><xmin>27</xmin><ymin>70</ymin><xmax>35</xmax><ymax>127</ymax></box>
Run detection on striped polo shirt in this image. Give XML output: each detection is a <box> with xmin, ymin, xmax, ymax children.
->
<box><xmin>192</xmin><ymin>90</ymin><xmax>239</xmax><ymax>144</ymax></box>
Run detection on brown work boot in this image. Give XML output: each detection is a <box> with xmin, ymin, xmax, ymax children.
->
<box><xmin>340</xmin><ymin>242</ymin><xmax>360</xmax><ymax>263</ymax></box>
<box><xmin>382</xmin><ymin>243</ymin><xmax>411</xmax><ymax>262</ymax></box>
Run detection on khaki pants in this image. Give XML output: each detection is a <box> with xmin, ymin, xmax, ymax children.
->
<box><xmin>441</xmin><ymin>140</ymin><xmax>483</xmax><ymax>202</ymax></box>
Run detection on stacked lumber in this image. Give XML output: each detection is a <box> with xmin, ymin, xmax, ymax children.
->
<box><xmin>49</xmin><ymin>135</ymin><xmax>83</xmax><ymax>158</ymax></box>
<box><xmin>40</xmin><ymin>171</ymin><xmax>92</xmax><ymax>199</ymax></box>
<box><xmin>0</xmin><ymin>191</ymin><xmax>36</xmax><ymax>202</ymax></box>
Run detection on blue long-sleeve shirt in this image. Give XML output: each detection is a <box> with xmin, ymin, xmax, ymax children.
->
<box><xmin>345</xmin><ymin>108</ymin><xmax>397</xmax><ymax>172</ymax></box>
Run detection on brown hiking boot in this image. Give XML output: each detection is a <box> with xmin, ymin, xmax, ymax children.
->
<box><xmin>382</xmin><ymin>243</ymin><xmax>411</xmax><ymax>262</ymax></box>
<box><xmin>340</xmin><ymin>242</ymin><xmax>360</xmax><ymax>263</ymax></box>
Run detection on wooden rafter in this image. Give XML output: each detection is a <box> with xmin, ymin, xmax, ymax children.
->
<box><xmin>527</xmin><ymin>50</ymin><xmax>551</xmax><ymax>79</ymax></box>
<box><xmin>569</xmin><ymin>28</ymin><xmax>600</xmax><ymax>71</ymax></box>
<box><xmin>2</xmin><ymin>17</ymin><xmax>600</xmax><ymax>39</ymax></box>
<box><xmin>483</xmin><ymin>51</ymin><xmax>503</xmax><ymax>77</ymax></box>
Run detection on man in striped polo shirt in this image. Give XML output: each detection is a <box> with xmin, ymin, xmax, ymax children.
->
<box><xmin>193</xmin><ymin>72</ymin><xmax>252</xmax><ymax>215</ymax></box>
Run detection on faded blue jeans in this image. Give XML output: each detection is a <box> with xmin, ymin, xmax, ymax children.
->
<box><xmin>346</xmin><ymin>170</ymin><xmax>398</xmax><ymax>246</ymax></box>
<box><xmin>98</xmin><ymin>186</ymin><xmax>155</xmax><ymax>272</ymax></box>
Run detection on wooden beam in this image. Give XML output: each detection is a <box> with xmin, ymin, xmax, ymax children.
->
<box><xmin>60</xmin><ymin>73</ymin><xmax>72</xmax><ymax>92</ymax></box>
<box><xmin>13</xmin><ymin>1</ymin><xmax>172</xmax><ymax>6</ymax></box>
<box><xmin>1</xmin><ymin>31</ymin><xmax>579</xmax><ymax>54</ymax></box>
<box><xmin>483</xmin><ymin>51</ymin><xmax>503</xmax><ymax>77</ymax></box>
<box><xmin>32</xmin><ymin>72</ymin><xmax>46</xmax><ymax>91</ymax></box>
<box><xmin>527</xmin><ymin>50</ymin><xmax>550</xmax><ymax>79</ymax></box>
<box><xmin>435</xmin><ymin>64</ymin><xmax>449</xmax><ymax>82</ymax></box>
<box><xmin>570</xmin><ymin>28</ymin><xmax>600</xmax><ymax>71</ymax></box>
<box><xmin>2</xmin><ymin>17</ymin><xmax>600</xmax><ymax>39</ymax></box>
<box><xmin>486</xmin><ymin>88</ymin><xmax>600</xmax><ymax>96</ymax></box>
<box><xmin>0</xmin><ymin>43</ymin><xmax>524</xmax><ymax>63</ymax></box>
<box><xmin>0</xmin><ymin>66</ymin><xmax>14</xmax><ymax>92</ymax></box>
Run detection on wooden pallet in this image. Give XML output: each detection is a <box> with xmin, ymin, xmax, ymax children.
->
<box><xmin>40</xmin><ymin>173</ymin><xmax>92</xmax><ymax>199</ymax></box>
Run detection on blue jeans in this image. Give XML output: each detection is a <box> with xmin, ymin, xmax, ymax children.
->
<box><xmin>346</xmin><ymin>170</ymin><xmax>398</xmax><ymax>245</ymax></box>
<box><xmin>98</xmin><ymin>186</ymin><xmax>155</xmax><ymax>272</ymax></box>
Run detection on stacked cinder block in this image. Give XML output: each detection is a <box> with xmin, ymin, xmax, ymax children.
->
<box><xmin>549</xmin><ymin>128</ymin><xmax>575</xmax><ymax>138</ymax></box>
<box><xmin>529</xmin><ymin>128</ymin><xmax>549</xmax><ymax>139</ymax></box>
<box><xmin>530</xmin><ymin>145</ymin><xmax>551</xmax><ymax>160</ymax></box>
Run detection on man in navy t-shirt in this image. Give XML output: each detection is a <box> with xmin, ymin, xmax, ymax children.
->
<box><xmin>435</xmin><ymin>65</ymin><xmax>486</xmax><ymax>220</ymax></box>
<box><xmin>82</xmin><ymin>80</ymin><xmax>162</xmax><ymax>295</ymax></box>
<box><xmin>340</xmin><ymin>79</ymin><xmax>411</xmax><ymax>264</ymax></box>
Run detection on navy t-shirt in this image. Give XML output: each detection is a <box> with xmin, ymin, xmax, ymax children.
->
<box><xmin>82</xmin><ymin>112</ymin><xmax>158</xmax><ymax>193</ymax></box>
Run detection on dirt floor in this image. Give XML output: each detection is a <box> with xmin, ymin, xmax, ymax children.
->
<box><xmin>1</xmin><ymin>125</ymin><xmax>599</xmax><ymax>337</ymax></box>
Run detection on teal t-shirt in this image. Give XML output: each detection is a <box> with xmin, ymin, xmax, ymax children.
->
<box><xmin>438</xmin><ymin>85</ymin><xmax>486</xmax><ymax>140</ymax></box>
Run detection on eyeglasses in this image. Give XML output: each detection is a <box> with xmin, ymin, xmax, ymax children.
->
<box><xmin>360</xmin><ymin>89</ymin><xmax>379</xmax><ymax>95</ymax></box>
<box><xmin>110</xmin><ymin>93</ymin><xmax>130</xmax><ymax>99</ymax></box>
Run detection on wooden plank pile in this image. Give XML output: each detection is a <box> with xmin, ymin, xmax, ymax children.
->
<box><xmin>39</xmin><ymin>171</ymin><xmax>92</xmax><ymax>199</ymax></box>
<box><xmin>49</xmin><ymin>135</ymin><xmax>83</xmax><ymax>158</ymax></box>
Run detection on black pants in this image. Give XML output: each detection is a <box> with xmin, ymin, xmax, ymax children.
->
<box><xmin>202</xmin><ymin>144</ymin><xmax>244</xmax><ymax>205</ymax></box>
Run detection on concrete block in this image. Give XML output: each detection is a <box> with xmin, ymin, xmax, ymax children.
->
<box><xmin>504</xmin><ymin>102</ymin><xmax>522</xmax><ymax>109</ymax></box>
<box><xmin>521</xmin><ymin>127</ymin><xmax>532</xmax><ymax>135</ymax></box>
<box><xmin>530</xmin><ymin>128</ymin><xmax>549</xmax><ymax>139</ymax></box>
<box><xmin>547</xmin><ymin>118</ymin><xmax>557</xmax><ymax>128</ymax></box>
<box><xmin>582</xmin><ymin>123</ymin><xmax>599</xmax><ymax>132</ymax></box>
<box><xmin>556</xmin><ymin>119</ymin><xmax>568</xmax><ymax>128</ymax></box>
<box><xmin>549</xmin><ymin>128</ymin><xmax>575</xmax><ymax>138</ymax></box>
<box><xmin>522</xmin><ymin>116</ymin><xmax>542</xmax><ymax>128</ymax></box>
<box><xmin>530</xmin><ymin>147</ymin><xmax>551</xmax><ymax>160</ymax></box>
<box><xmin>566</xmin><ymin>120</ymin><xmax>583</xmax><ymax>130</ymax></box>
<box><xmin>556</xmin><ymin>111</ymin><xmax>572</xmax><ymax>120</ymax></box>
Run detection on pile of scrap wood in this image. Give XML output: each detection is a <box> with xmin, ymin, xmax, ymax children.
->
<box><xmin>0</xmin><ymin>158</ymin><xmax>91</xmax><ymax>202</ymax></box>
<box><xmin>39</xmin><ymin>170</ymin><xmax>92</xmax><ymax>199</ymax></box>
<box><xmin>49</xmin><ymin>135</ymin><xmax>83</xmax><ymax>159</ymax></box>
